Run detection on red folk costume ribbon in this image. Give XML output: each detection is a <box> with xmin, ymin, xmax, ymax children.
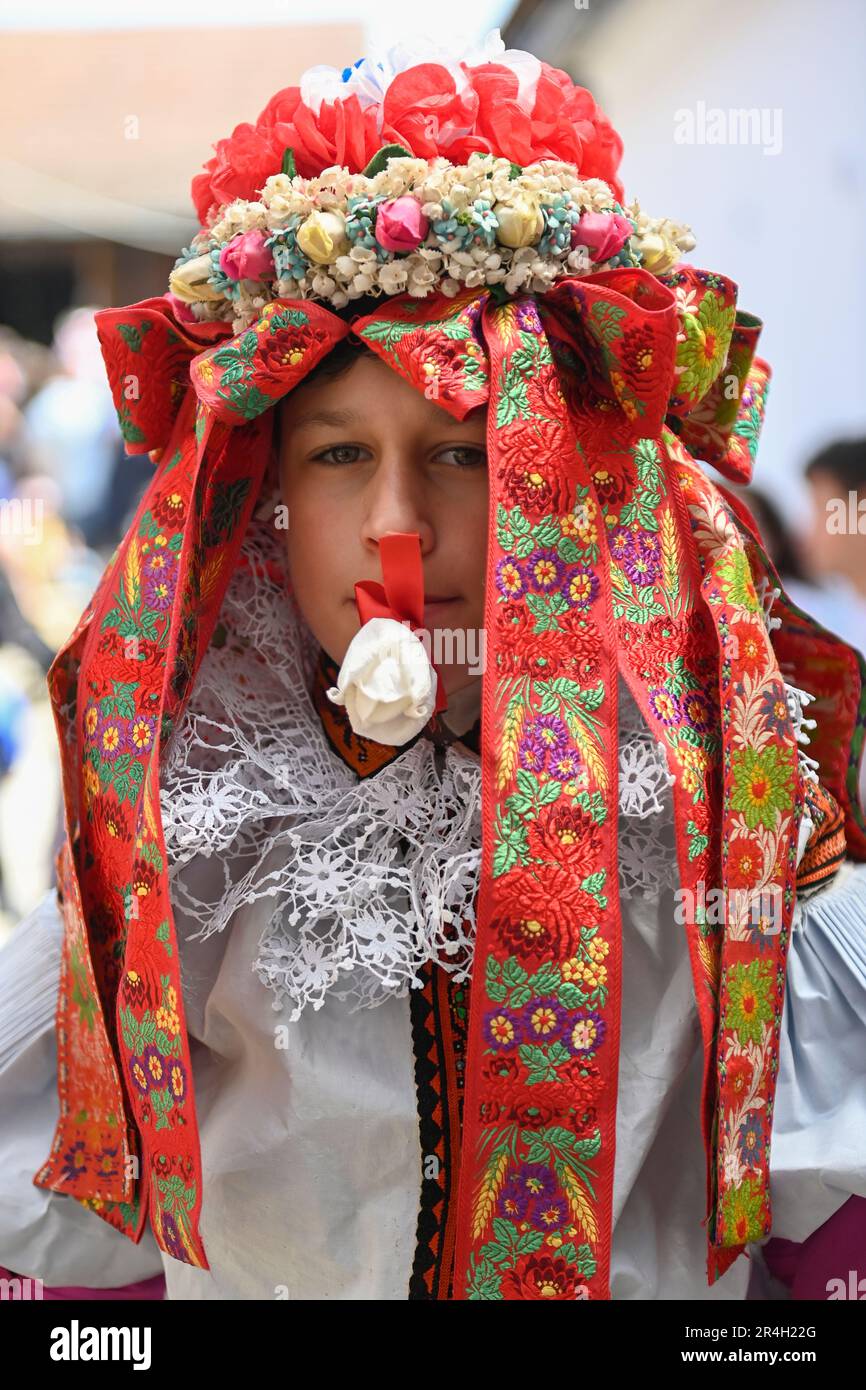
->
<box><xmin>33</xmin><ymin>269</ymin><xmax>866</xmax><ymax>1297</ymax></box>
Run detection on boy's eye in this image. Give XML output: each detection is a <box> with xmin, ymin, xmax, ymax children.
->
<box><xmin>313</xmin><ymin>445</ymin><xmax>367</xmax><ymax>466</ymax></box>
<box><xmin>312</xmin><ymin>444</ymin><xmax>486</xmax><ymax>468</ymax></box>
<box><xmin>437</xmin><ymin>446</ymin><xmax>486</xmax><ymax>469</ymax></box>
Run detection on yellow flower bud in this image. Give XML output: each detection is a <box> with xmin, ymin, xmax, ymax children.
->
<box><xmin>296</xmin><ymin>210</ymin><xmax>349</xmax><ymax>265</ymax></box>
<box><xmin>633</xmin><ymin>232</ymin><xmax>678</xmax><ymax>274</ymax></box>
<box><xmin>168</xmin><ymin>254</ymin><xmax>224</xmax><ymax>303</ymax></box>
<box><xmin>493</xmin><ymin>195</ymin><xmax>544</xmax><ymax>249</ymax></box>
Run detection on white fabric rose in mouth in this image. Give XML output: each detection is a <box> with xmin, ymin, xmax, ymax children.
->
<box><xmin>326</xmin><ymin>617</ymin><xmax>438</xmax><ymax>745</ymax></box>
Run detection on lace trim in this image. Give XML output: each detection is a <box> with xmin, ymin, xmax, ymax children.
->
<box><xmin>159</xmin><ymin>517</ymin><xmax>678</xmax><ymax>1018</ymax></box>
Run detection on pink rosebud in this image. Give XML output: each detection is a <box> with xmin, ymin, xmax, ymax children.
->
<box><xmin>218</xmin><ymin>229</ymin><xmax>275</xmax><ymax>282</ymax></box>
<box><xmin>375</xmin><ymin>196</ymin><xmax>430</xmax><ymax>253</ymax></box>
<box><xmin>571</xmin><ymin>211</ymin><xmax>633</xmax><ymax>263</ymax></box>
<box><xmin>165</xmin><ymin>291</ymin><xmax>198</xmax><ymax>324</ymax></box>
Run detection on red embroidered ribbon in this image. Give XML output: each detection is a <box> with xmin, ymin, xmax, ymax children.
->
<box><xmin>34</xmin><ymin>272</ymin><xmax>866</xmax><ymax>1300</ymax></box>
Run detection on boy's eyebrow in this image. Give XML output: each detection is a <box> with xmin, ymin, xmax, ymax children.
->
<box><xmin>288</xmin><ymin>401</ymin><xmax>473</xmax><ymax>431</ymax></box>
<box><xmin>289</xmin><ymin>407</ymin><xmax>361</xmax><ymax>431</ymax></box>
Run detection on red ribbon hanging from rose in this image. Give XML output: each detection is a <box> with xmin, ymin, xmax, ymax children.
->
<box><xmin>353</xmin><ymin>531</ymin><xmax>449</xmax><ymax>717</ymax></box>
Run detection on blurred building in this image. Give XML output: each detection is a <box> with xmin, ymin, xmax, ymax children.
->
<box><xmin>0</xmin><ymin>23</ymin><xmax>364</xmax><ymax>341</ymax></box>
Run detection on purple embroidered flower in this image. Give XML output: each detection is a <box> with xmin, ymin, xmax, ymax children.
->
<box><xmin>515</xmin><ymin>301</ymin><xmax>543</xmax><ymax>334</ymax></box>
<box><xmin>500</xmin><ymin>1162</ymin><xmax>556</xmax><ymax>1222</ymax></box>
<box><xmin>496</xmin><ymin>555</ymin><xmax>526</xmax><ymax>601</ymax></box>
<box><xmin>522</xmin><ymin>996</ymin><xmax>569</xmax><ymax>1043</ymax></box>
<box><xmin>677</xmin><ymin>689</ymin><xmax>714</xmax><ymax>734</ymax></box>
<box><xmin>563</xmin><ymin>567</ymin><xmax>600</xmax><ymax>610</ymax></box>
<box><xmin>142</xmin><ymin>1044</ymin><xmax>166</xmax><ymax>1089</ymax></box>
<box><xmin>608</xmin><ymin>525</ymin><xmax>633</xmax><ymax>563</ymax></box>
<box><xmin>96</xmin><ymin>1145</ymin><xmax>121</xmax><ymax>1180</ymax></box>
<box><xmin>525</xmin><ymin>547</ymin><xmax>564</xmax><ymax>593</ymax></box>
<box><xmin>61</xmin><ymin>1140</ymin><xmax>87</xmax><ymax>1185</ymax></box>
<box><xmin>619</xmin><ymin>530</ymin><xmax>661</xmax><ymax>585</ymax></box>
<box><xmin>566</xmin><ymin>1010</ymin><xmax>606</xmax><ymax>1055</ymax></box>
<box><xmin>519</xmin><ymin>1163</ymin><xmax>557</xmax><ymax>1202</ymax></box>
<box><xmin>128</xmin><ymin>714</ymin><xmax>157</xmax><ymax>755</ymax></box>
<box><xmin>531</xmin><ymin>1192</ymin><xmax>569</xmax><ymax>1230</ymax></box>
<box><xmin>96</xmin><ymin>715</ymin><xmax>127</xmax><ymax>761</ymax></box>
<box><xmin>498</xmin><ymin>1175</ymin><xmax>534</xmax><ymax>1222</ymax></box>
<box><xmin>521</xmin><ymin>715</ymin><xmax>569</xmax><ymax>774</ymax></box>
<box><xmin>548</xmin><ymin>747</ymin><xmax>582</xmax><ymax>783</ymax></box>
<box><xmin>143</xmin><ymin>548</ymin><xmax>177</xmax><ymax>582</ymax></box>
<box><xmin>743</xmin><ymin>892</ymin><xmax>784</xmax><ymax>954</ymax></box>
<box><xmin>129</xmin><ymin>1053</ymin><xmax>150</xmax><ymax>1096</ymax></box>
<box><xmin>759</xmin><ymin>685</ymin><xmax>791</xmax><ymax>735</ymax></box>
<box><xmin>144</xmin><ymin>563</ymin><xmax>178</xmax><ymax>612</ymax></box>
<box><xmin>648</xmin><ymin>686</ymin><xmax>678</xmax><ymax>726</ymax></box>
<box><xmin>82</xmin><ymin>699</ymin><xmax>101</xmax><ymax>743</ymax></box>
<box><xmin>484</xmin><ymin>1009</ymin><xmax>524</xmax><ymax>1051</ymax></box>
<box><xmin>160</xmin><ymin>1211</ymin><xmax>185</xmax><ymax>1261</ymax></box>
<box><xmin>737</xmin><ymin>1115</ymin><xmax>764</xmax><ymax>1169</ymax></box>
<box><xmin>518</xmin><ymin>730</ymin><xmax>548</xmax><ymax>774</ymax></box>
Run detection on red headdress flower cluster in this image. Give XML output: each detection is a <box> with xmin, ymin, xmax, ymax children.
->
<box><xmin>191</xmin><ymin>58</ymin><xmax>624</xmax><ymax>225</ymax></box>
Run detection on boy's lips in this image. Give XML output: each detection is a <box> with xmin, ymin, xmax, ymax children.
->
<box><xmin>344</xmin><ymin>594</ymin><xmax>461</xmax><ymax>608</ymax></box>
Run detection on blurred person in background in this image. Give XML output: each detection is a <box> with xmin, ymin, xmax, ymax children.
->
<box><xmin>0</xmin><ymin>323</ymin><xmax>107</xmax><ymax>932</ymax></box>
<box><xmin>732</xmin><ymin>453</ymin><xmax>866</xmax><ymax>662</ymax></box>
<box><xmin>733</xmin><ymin>477</ymin><xmax>866</xmax><ymax>816</ymax></box>
<box><xmin>23</xmin><ymin>306</ymin><xmax>151</xmax><ymax>553</ymax></box>
<box><xmin>0</xmin><ymin>339</ymin><xmax>57</xmax><ymax>931</ymax></box>
<box><xmin>796</xmin><ymin>438</ymin><xmax>866</xmax><ymax>656</ymax></box>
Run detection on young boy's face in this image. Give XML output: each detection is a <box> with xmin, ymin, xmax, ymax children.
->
<box><xmin>277</xmin><ymin>351</ymin><xmax>489</xmax><ymax>696</ymax></box>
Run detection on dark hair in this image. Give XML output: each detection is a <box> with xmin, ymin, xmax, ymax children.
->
<box><xmin>733</xmin><ymin>485</ymin><xmax>810</xmax><ymax>584</ymax></box>
<box><xmin>804</xmin><ymin>438</ymin><xmax>866</xmax><ymax>494</ymax></box>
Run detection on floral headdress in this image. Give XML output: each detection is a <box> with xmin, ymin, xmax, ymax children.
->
<box><xmin>33</xmin><ymin>31</ymin><xmax>866</xmax><ymax>1303</ymax></box>
<box><xmin>168</xmin><ymin>33</ymin><xmax>693</xmax><ymax>330</ymax></box>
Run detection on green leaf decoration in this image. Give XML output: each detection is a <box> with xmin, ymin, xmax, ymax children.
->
<box><xmin>116</xmin><ymin>406</ymin><xmax>145</xmax><ymax>445</ymax></box>
<box><xmin>117</xmin><ymin>321</ymin><xmax>152</xmax><ymax>354</ymax></box>
<box><xmin>357</xmin><ymin>317</ymin><xmax>419</xmax><ymax>350</ymax></box>
<box><xmin>361</xmin><ymin>143</ymin><xmax>413</xmax><ymax>177</ymax></box>
<box><xmin>281</xmin><ymin>147</ymin><xmax>297</xmax><ymax>179</ymax></box>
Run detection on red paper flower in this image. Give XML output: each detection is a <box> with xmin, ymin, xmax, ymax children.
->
<box><xmin>190</xmin><ymin>58</ymin><xmax>624</xmax><ymax>226</ymax></box>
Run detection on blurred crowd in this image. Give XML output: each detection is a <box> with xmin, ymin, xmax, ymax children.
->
<box><xmin>0</xmin><ymin>303</ymin><xmax>864</xmax><ymax>940</ymax></box>
<box><xmin>0</xmin><ymin>307</ymin><xmax>152</xmax><ymax>938</ymax></box>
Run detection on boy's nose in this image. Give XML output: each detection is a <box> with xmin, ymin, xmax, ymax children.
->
<box><xmin>360</xmin><ymin>457</ymin><xmax>435</xmax><ymax>555</ymax></box>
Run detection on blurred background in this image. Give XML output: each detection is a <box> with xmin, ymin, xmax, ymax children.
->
<box><xmin>0</xmin><ymin>0</ymin><xmax>864</xmax><ymax>936</ymax></box>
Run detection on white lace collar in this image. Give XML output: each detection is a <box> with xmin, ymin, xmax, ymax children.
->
<box><xmin>159</xmin><ymin>518</ymin><xmax>483</xmax><ymax>1020</ymax></box>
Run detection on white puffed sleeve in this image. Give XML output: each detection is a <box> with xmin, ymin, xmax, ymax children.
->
<box><xmin>0</xmin><ymin>889</ymin><xmax>165</xmax><ymax>1286</ymax></box>
<box><xmin>766</xmin><ymin>858</ymin><xmax>866</xmax><ymax>1242</ymax></box>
